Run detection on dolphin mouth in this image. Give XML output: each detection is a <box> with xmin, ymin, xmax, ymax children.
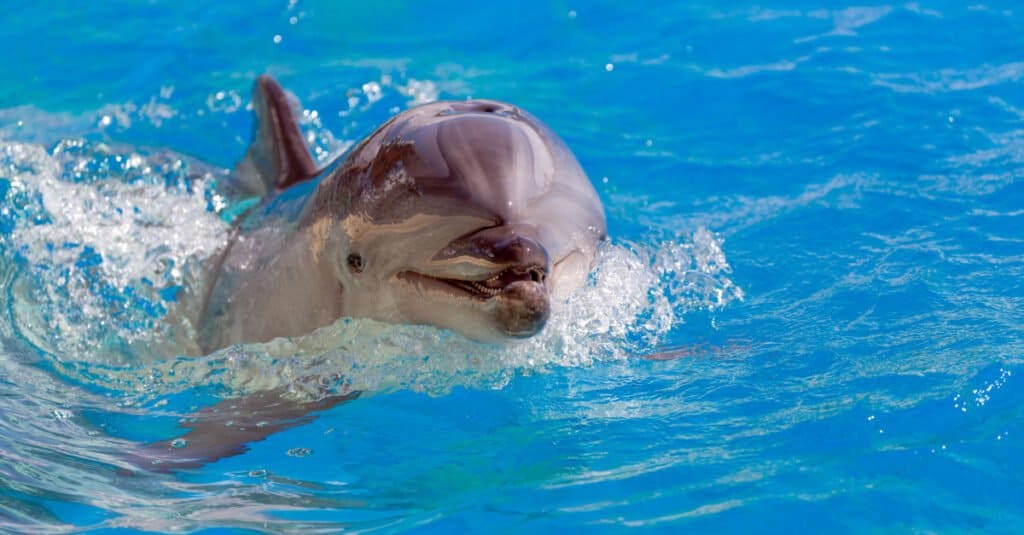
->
<box><xmin>397</xmin><ymin>266</ymin><xmax>551</xmax><ymax>338</ymax></box>
<box><xmin>398</xmin><ymin>265</ymin><xmax>546</xmax><ymax>300</ymax></box>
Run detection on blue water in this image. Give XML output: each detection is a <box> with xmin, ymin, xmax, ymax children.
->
<box><xmin>2</xmin><ymin>1</ymin><xmax>1023</xmax><ymax>532</ymax></box>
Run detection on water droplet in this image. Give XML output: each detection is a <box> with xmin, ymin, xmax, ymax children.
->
<box><xmin>568</xmin><ymin>9</ymin><xmax>577</xmax><ymax>19</ymax></box>
<box><xmin>362</xmin><ymin>82</ymin><xmax>383</xmax><ymax>104</ymax></box>
<box><xmin>605</xmin><ymin>63</ymin><xmax>615</xmax><ymax>72</ymax></box>
<box><xmin>273</xmin><ymin>34</ymin><xmax>283</xmax><ymax>44</ymax></box>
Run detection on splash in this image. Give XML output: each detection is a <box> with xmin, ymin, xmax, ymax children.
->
<box><xmin>1</xmin><ymin>137</ymin><xmax>743</xmax><ymax>401</ymax></box>
<box><xmin>51</xmin><ymin>235</ymin><xmax>743</xmax><ymax>403</ymax></box>
<box><xmin>1</xmin><ymin>139</ymin><xmax>230</xmax><ymax>363</ymax></box>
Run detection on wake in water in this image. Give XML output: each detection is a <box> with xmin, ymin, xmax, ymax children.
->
<box><xmin>0</xmin><ymin>135</ymin><xmax>743</xmax><ymax>404</ymax></box>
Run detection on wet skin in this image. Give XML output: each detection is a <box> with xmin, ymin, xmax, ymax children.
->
<box><xmin>199</xmin><ymin>76</ymin><xmax>606</xmax><ymax>352</ymax></box>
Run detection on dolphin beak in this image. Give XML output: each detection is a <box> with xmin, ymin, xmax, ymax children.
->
<box><xmin>398</xmin><ymin>224</ymin><xmax>555</xmax><ymax>339</ymax></box>
<box><xmin>476</xmin><ymin>227</ymin><xmax>551</xmax><ymax>336</ymax></box>
<box><xmin>495</xmin><ymin>279</ymin><xmax>550</xmax><ymax>337</ymax></box>
<box><xmin>433</xmin><ymin>224</ymin><xmax>550</xmax><ymax>275</ymax></box>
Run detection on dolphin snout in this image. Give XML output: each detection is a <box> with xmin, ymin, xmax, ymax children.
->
<box><xmin>453</xmin><ymin>224</ymin><xmax>550</xmax><ymax>270</ymax></box>
<box><xmin>496</xmin><ymin>280</ymin><xmax>550</xmax><ymax>337</ymax></box>
<box><xmin>487</xmin><ymin>233</ymin><xmax>546</xmax><ymax>268</ymax></box>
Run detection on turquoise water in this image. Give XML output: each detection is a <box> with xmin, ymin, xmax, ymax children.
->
<box><xmin>2</xmin><ymin>1</ymin><xmax>1023</xmax><ymax>532</ymax></box>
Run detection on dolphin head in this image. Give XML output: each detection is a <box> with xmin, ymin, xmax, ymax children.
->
<box><xmin>305</xmin><ymin>100</ymin><xmax>606</xmax><ymax>341</ymax></box>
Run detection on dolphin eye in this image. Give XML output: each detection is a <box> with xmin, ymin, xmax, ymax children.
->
<box><xmin>347</xmin><ymin>253</ymin><xmax>364</xmax><ymax>273</ymax></box>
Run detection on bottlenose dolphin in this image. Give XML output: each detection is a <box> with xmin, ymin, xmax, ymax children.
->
<box><xmin>130</xmin><ymin>75</ymin><xmax>606</xmax><ymax>470</ymax></box>
<box><xmin>198</xmin><ymin>75</ymin><xmax>606</xmax><ymax>352</ymax></box>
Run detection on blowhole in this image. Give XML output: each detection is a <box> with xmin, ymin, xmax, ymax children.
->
<box><xmin>445</xmin><ymin>101</ymin><xmax>509</xmax><ymax>116</ymax></box>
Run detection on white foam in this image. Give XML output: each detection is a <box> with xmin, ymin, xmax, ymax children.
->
<box><xmin>2</xmin><ymin>140</ymin><xmax>230</xmax><ymax>363</ymax></box>
<box><xmin>74</xmin><ymin>233</ymin><xmax>744</xmax><ymax>402</ymax></box>
<box><xmin>2</xmin><ymin>138</ymin><xmax>743</xmax><ymax>400</ymax></box>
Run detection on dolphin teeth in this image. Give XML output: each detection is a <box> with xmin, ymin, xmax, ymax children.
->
<box><xmin>410</xmin><ymin>266</ymin><xmax>545</xmax><ymax>299</ymax></box>
<box><xmin>467</xmin><ymin>280</ymin><xmax>501</xmax><ymax>296</ymax></box>
<box><xmin>441</xmin><ymin>278</ymin><xmax>501</xmax><ymax>297</ymax></box>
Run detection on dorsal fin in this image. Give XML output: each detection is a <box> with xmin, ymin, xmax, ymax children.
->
<box><xmin>239</xmin><ymin>75</ymin><xmax>319</xmax><ymax>196</ymax></box>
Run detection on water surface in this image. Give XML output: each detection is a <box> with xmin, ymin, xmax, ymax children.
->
<box><xmin>1</xmin><ymin>1</ymin><xmax>1022</xmax><ymax>532</ymax></box>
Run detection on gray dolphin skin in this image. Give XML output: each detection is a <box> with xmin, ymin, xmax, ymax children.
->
<box><xmin>197</xmin><ymin>75</ymin><xmax>606</xmax><ymax>352</ymax></box>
